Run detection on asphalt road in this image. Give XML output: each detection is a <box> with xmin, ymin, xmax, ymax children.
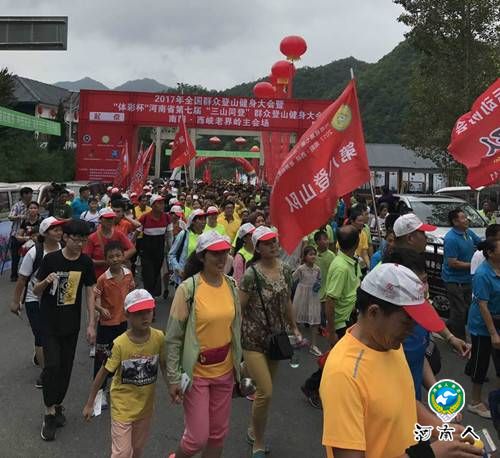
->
<box><xmin>0</xmin><ymin>273</ymin><xmax>498</xmax><ymax>458</ymax></box>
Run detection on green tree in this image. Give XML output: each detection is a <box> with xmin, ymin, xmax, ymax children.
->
<box><xmin>0</xmin><ymin>67</ymin><xmax>15</xmax><ymax>107</ymax></box>
<box><xmin>47</xmin><ymin>101</ymin><xmax>67</xmax><ymax>151</ymax></box>
<box><xmin>394</xmin><ymin>0</ymin><xmax>500</xmax><ymax>180</ymax></box>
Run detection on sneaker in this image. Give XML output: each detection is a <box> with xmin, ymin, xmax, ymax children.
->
<box><xmin>41</xmin><ymin>414</ymin><xmax>57</xmax><ymax>441</ymax></box>
<box><xmin>101</xmin><ymin>394</ymin><xmax>109</xmax><ymax>410</ymax></box>
<box><xmin>309</xmin><ymin>345</ymin><xmax>323</xmax><ymax>357</ymax></box>
<box><xmin>54</xmin><ymin>405</ymin><xmax>66</xmax><ymax>427</ymax></box>
<box><xmin>308</xmin><ymin>392</ymin><xmax>322</xmax><ymax>409</ymax></box>
<box><xmin>467</xmin><ymin>402</ymin><xmax>492</xmax><ymax>419</ymax></box>
<box><xmin>32</xmin><ymin>352</ymin><xmax>39</xmax><ymax>367</ymax></box>
<box><xmin>89</xmin><ymin>345</ymin><xmax>96</xmax><ymax>358</ymax></box>
<box><xmin>35</xmin><ymin>375</ymin><xmax>43</xmax><ymax>389</ymax></box>
<box><xmin>246</xmin><ymin>393</ymin><xmax>256</xmax><ymax>402</ymax></box>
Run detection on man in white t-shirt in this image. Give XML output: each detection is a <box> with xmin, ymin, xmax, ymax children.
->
<box><xmin>10</xmin><ymin>217</ymin><xmax>64</xmax><ymax>388</ymax></box>
<box><xmin>80</xmin><ymin>197</ymin><xmax>100</xmax><ymax>230</ymax></box>
<box><xmin>471</xmin><ymin>223</ymin><xmax>499</xmax><ymax>275</ymax></box>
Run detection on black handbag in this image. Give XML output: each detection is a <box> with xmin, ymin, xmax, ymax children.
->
<box><xmin>251</xmin><ymin>266</ymin><xmax>294</xmax><ymax>360</ymax></box>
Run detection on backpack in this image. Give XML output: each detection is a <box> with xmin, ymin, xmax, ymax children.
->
<box><xmin>22</xmin><ymin>243</ymin><xmax>44</xmax><ymax>304</ymax></box>
<box><xmin>175</xmin><ymin>230</ymin><xmax>188</xmax><ymax>262</ymax></box>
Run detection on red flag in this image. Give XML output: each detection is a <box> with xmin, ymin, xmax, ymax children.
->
<box><xmin>448</xmin><ymin>79</ymin><xmax>500</xmax><ymax>187</ymax></box>
<box><xmin>130</xmin><ymin>143</ymin><xmax>155</xmax><ymax>195</ymax></box>
<box><xmin>113</xmin><ymin>141</ymin><xmax>130</xmax><ymax>188</ymax></box>
<box><xmin>202</xmin><ymin>166</ymin><xmax>212</xmax><ymax>184</ymax></box>
<box><xmin>170</xmin><ymin>118</ymin><xmax>196</xmax><ymax>168</ymax></box>
<box><xmin>270</xmin><ymin>80</ymin><xmax>370</xmax><ymax>253</ymax></box>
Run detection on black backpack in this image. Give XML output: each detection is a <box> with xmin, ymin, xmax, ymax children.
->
<box><xmin>22</xmin><ymin>243</ymin><xmax>44</xmax><ymax>304</ymax></box>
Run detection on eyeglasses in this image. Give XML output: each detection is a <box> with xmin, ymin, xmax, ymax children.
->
<box><xmin>68</xmin><ymin>235</ymin><xmax>88</xmax><ymax>244</ymax></box>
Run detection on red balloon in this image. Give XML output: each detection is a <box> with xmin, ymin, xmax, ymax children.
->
<box><xmin>209</xmin><ymin>136</ymin><xmax>221</xmax><ymax>144</ymax></box>
<box><xmin>253</xmin><ymin>81</ymin><xmax>275</xmax><ymax>99</ymax></box>
<box><xmin>280</xmin><ymin>35</ymin><xmax>307</xmax><ymax>61</ymax></box>
<box><xmin>250</xmin><ymin>145</ymin><xmax>260</xmax><ymax>152</ymax></box>
<box><xmin>235</xmin><ymin>137</ymin><xmax>247</xmax><ymax>145</ymax></box>
<box><xmin>271</xmin><ymin>60</ymin><xmax>295</xmax><ymax>84</ymax></box>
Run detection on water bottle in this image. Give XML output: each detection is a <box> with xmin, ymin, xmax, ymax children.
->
<box><xmin>289</xmin><ymin>350</ymin><xmax>300</xmax><ymax>368</ymax></box>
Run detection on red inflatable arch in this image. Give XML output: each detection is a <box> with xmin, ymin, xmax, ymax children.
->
<box><xmin>195</xmin><ymin>156</ymin><xmax>256</xmax><ymax>174</ymax></box>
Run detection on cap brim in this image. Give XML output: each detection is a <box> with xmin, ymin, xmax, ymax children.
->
<box><xmin>403</xmin><ymin>301</ymin><xmax>445</xmax><ymax>332</ymax></box>
<box><xmin>206</xmin><ymin>211</ymin><xmax>219</xmax><ymax>215</ymax></box>
<box><xmin>49</xmin><ymin>220</ymin><xmax>65</xmax><ymax>229</ymax></box>
<box><xmin>127</xmin><ymin>299</ymin><xmax>156</xmax><ymax>313</ymax></box>
<box><xmin>100</xmin><ymin>214</ymin><xmax>116</xmax><ymax>219</ymax></box>
<box><xmin>417</xmin><ymin>223</ymin><xmax>437</xmax><ymax>232</ymax></box>
<box><xmin>206</xmin><ymin>240</ymin><xmax>232</xmax><ymax>251</ymax></box>
<box><xmin>259</xmin><ymin>232</ymin><xmax>277</xmax><ymax>241</ymax></box>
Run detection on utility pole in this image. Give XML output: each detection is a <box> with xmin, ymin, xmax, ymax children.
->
<box><xmin>154</xmin><ymin>126</ymin><xmax>161</xmax><ymax>178</ymax></box>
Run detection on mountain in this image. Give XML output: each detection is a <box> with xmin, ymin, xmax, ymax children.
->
<box><xmin>221</xmin><ymin>41</ymin><xmax>418</xmax><ymax>143</ymax></box>
<box><xmin>113</xmin><ymin>78</ymin><xmax>173</xmax><ymax>92</ymax></box>
<box><xmin>54</xmin><ymin>77</ymin><xmax>109</xmax><ymax>91</ymax></box>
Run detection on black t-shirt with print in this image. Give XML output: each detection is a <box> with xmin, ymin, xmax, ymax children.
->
<box><xmin>36</xmin><ymin>250</ymin><xmax>96</xmax><ymax>336</ymax></box>
<box><xmin>20</xmin><ymin>216</ymin><xmax>43</xmax><ymax>237</ymax></box>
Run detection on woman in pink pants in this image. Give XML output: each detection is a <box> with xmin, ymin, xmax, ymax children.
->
<box><xmin>166</xmin><ymin>231</ymin><xmax>242</xmax><ymax>458</ymax></box>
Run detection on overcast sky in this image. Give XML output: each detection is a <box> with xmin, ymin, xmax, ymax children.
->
<box><xmin>1</xmin><ymin>0</ymin><xmax>408</xmax><ymax>90</ymax></box>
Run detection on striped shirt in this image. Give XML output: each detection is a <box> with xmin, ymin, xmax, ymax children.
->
<box><xmin>139</xmin><ymin>212</ymin><xmax>168</xmax><ymax>237</ymax></box>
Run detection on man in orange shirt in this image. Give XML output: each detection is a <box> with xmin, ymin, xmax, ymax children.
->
<box><xmin>111</xmin><ymin>200</ymin><xmax>141</xmax><ymax>237</ymax></box>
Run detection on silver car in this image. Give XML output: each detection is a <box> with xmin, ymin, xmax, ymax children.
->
<box><xmin>394</xmin><ymin>194</ymin><xmax>487</xmax><ymax>316</ymax></box>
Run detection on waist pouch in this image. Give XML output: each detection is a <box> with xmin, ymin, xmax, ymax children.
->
<box><xmin>198</xmin><ymin>343</ymin><xmax>230</xmax><ymax>365</ymax></box>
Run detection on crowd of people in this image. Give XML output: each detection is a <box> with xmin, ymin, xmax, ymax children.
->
<box><xmin>6</xmin><ymin>179</ymin><xmax>499</xmax><ymax>457</ymax></box>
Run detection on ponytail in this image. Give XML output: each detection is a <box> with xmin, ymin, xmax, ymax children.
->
<box><xmin>479</xmin><ymin>238</ymin><xmax>499</xmax><ymax>260</ymax></box>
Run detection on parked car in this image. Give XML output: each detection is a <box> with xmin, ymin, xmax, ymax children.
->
<box><xmin>391</xmin><ymin>194</ymin><xmax>487</xmax><ymax>317</ymax></box>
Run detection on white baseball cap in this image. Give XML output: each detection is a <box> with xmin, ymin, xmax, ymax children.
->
<box><xmin>188</xmin><ymin>209</ymin><xmax>206</xmax><ymax>227</ymax></box>
<box><xmin>111</xmin><ymin>187</ymin><xmax>119</xmax><ymax>194</ymax></box>
<box><xmin>252</xmin><ymin>226</ymin><xmax>277</xmax><ymax>247</ymax></box>
<box><xmin>361</xmin><ymin>263</ymin><xmax>444</xmax><ymax>332</ymax></box>
<box><xmin>393</xmin><ymin>213</ymin><xmax>437</xmax><ymax>238</ymax></box>
<box><xmin>99</xmin><ymin>208</ymin><xmax>117</xmax><ymax>219</ymax></box>
<box><xmin>39</xmin><ymin>217</ymin><xmax>65</xmax><ymax>235</ymax></box>
<box><xmin>124</xmin><ymin>289</ymin><xmax>156</xmax><ymax>313</ymax></box>
<box><xmin>237</xmin><ymin>223</ymin><xmax>256</xmax><ymax>239</ymax></box>
<box><xmin>196</xmin><ymin>231</ymin><xmax>232</xmax><ymax>253</ymax></box>
<box><xmin>205</xmin><ymin>206</ymin><xmax>219</xmax><ymax>215</ymax></box>
<box><xmin>150</xmin><ymin>194</ymin><xmax>165</xmax><ymax>206</ymax></box>
<box><xmin>169</xmin><ymin>197</ymin><xmax>180</xmax><ymax>206</ymax></box>
<box><xmin>170</xmin><ymin>205</ymin><xmax>183</xmax><ymax>217</ymax></box>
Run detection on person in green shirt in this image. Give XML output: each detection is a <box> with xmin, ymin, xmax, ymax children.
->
<box><xmin>314</xmin><ymin>230</ymin><xmax>336</xmax><ymax>334</ymax></box>
<box><xmin>479</xmin><ymin>201</ymin><xmax>496</xmax><ymax>225</ymax></box>
<box><xmin>325</xmin><ymin>225</ymin><xmax>361</xmax><ymax>347</ymax></box>
<box><xmin>204</xmin><ymin>206</ymin><xmax>226</xmax><ymax>235</ymax></box>
<box><xmin>305</xmin><ymin>225</ymin><xmax>336</xmax><ymax>252</ymax></box>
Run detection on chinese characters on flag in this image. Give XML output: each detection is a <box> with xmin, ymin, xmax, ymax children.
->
<box><xmin>170</xmin><ymin>117</ymin><xmax>196</xmax><ymax>168</ymax></box>
<box><xmin>129</xmin><ymin>142</ymin><xmax>155</xmax><ymax>196</ymax></box>
<box><xmin>113</xmin><ymin>140</ymin><xmax>130</xmax><ymax>188</ymax></box>
<box><xmin>447</xmin><ymin>79</ymin><xmax>500</xmax><ymax>188</ymax></box>
<box><xmin>270</xmin><ymin>80</ymin><xmax>370</xmax><ymax>253</ymax></box>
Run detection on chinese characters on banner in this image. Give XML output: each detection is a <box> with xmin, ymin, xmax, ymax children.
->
<box><xmin>447</xmin><ymin>79</ymin><xmax>500</xmax><ymax>188</ymax></box>
<box><xmin>170</xmin><ymin>118</ymin><xmax>196</xmax><ymax>168</ymax></box>
<box><xmin>270</xmin><ymin>80</ymin><xmax>370</xmax><ymax>254</ymax></box>
<box><xmin>76</xmin><ymin>91</ymin><xmax>330</xmax><ymax>181</ymax></box>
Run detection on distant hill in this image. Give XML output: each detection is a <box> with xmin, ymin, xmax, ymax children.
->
<box><xmin>54</xmin><ymin>77</ymin><xmax>109</xmax><ymax>91</ymax></box>
<box><xmin>52</xmin><ymin>40</ymin><xmax>418</xmax><ymax>143</ymax></box>
<box><xmin>113</xmin><ymin>78</ymin><xmax>173</xmax><ymax>93</ymax></box>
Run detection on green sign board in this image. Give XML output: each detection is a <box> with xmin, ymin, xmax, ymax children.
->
<box><xmin>165</xmin><ymin>149</ymin><xmax>260</xmax><ymax>158</ymax></box>
<box><xmin>0</xmin><ymin>106</ymin><xmax>61</xmax><ymax>135</ymax></box>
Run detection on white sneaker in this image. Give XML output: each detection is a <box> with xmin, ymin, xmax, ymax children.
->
<box><xmin>467</xmin><ymin>402</ymin><xmax>491</xmax><ymax>418</ymax></box>
<box><xmin>89</xmin><ymin>345</ymin><xmax>96</xmax><ymax>358</ymax></box>
<box><xmin>309</xmin><ymin>345</ymin><xmax>323</xmax><ymax>357</ymax></box>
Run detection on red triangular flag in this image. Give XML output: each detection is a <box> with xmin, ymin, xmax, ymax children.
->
<box><xmin>270</xmin><ymin>80</ymin><xmax>370</xmax><ymax>253</ymax></box>
<box><xmin>447</xmin><ymin>79</ymin><xmax>500</xmax><ymax>188</ymax></box>
<box><xmin>170</xmin><ymin>118</ymin><xmax>196</xmax><ymax>168</ymax></box>
<box><xmin>130</xmin><ymin>143</ymin><xmax>155</xmax><ymax>195</ymax></box>
<box><xmin>113</xmin><ymin>141</ymin><xmax>130</xmax><ymax>188</ymax></box>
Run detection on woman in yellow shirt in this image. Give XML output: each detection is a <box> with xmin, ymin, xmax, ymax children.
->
<box><xmin>166</xmin><ymin>231</ymin><xmax>242</xmax><ymax>458</ymax></box>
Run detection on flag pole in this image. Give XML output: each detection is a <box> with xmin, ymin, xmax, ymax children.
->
<box><xmin>350</xmin><ymin>67</ymin><xmax>383</xmax><ymax>248</ymax></box>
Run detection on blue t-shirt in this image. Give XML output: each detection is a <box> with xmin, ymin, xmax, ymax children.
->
<box><xmin>441</xmin><ymin>228</ymin><xmax>481</xmax><ymax>284</ymax></box>
<box><xmin>467</xmin><ymin>261</ymin><xmax>500</xmax><ymax>337</ymax></box>
<box><xmin>403</xmin><ymin>324</ymin><xmax>429</xmax><ymax>401</ymax></box>
<box><xmin>370</xmin><ymin>250</ymin><xmax>383</xmax><ymax>270</ymax></box>
<box><xmin>71</xmin><ymin>197</ymin><xmax>89</xmax><ymax>218</ymax></box>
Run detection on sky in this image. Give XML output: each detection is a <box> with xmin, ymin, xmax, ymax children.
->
<box><xmin>0</xmin><ymin>0</ymin><xmax>408</xmax><ymax>90</ymax></box>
